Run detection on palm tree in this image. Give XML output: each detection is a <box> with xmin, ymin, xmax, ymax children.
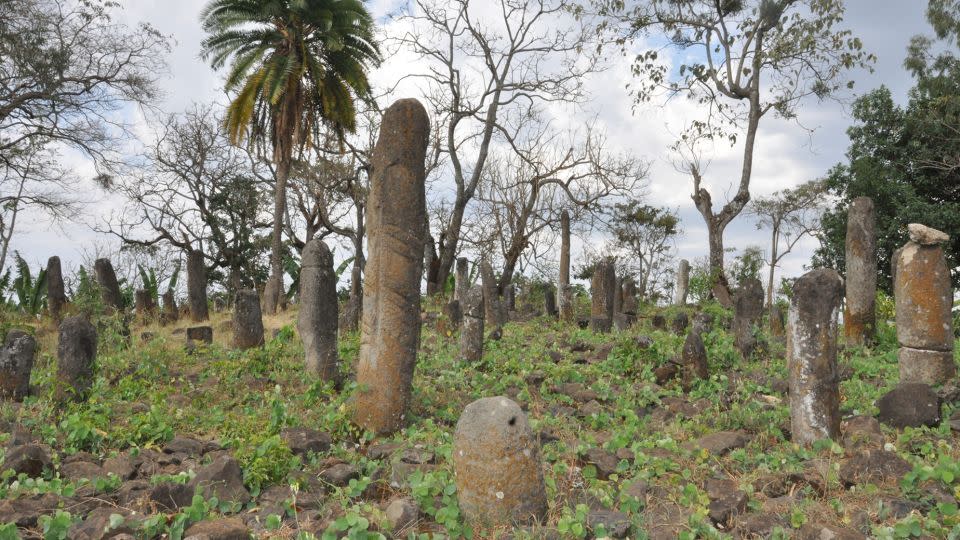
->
<box><xmin>200</xmin><ymin>0</ymin><xmax>381</xmax><ymax>314</ymax></box>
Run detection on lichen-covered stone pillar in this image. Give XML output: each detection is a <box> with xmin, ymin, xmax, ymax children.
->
<box><xmin>94</xmin><ymin>258</ymin><xmax>123</xmax><ymax>312</ymax></box>
<box><xmin>46</xmin><ymin>256</ymin><xmax>67</xmax><ymax>322</ymax></box>
<box><xmin>455</xmin><ymin>257</ymin><xmax>470</xmax><ymax>306</ymax></box>
<box><xmin>480</xmin><ymin>259</ymin><xmax>502</xmax><ymax>329</ymax></box>
<box><xmin>187</xmin><ymin>249</ymin><xmax>209</xmax><ymax>322</ymax></box>
<box><xmin>0</xmin><ymin>330</ymin><xmax>36</xmax><ymax>400</ymax></box>
<box><xmin>297</xmin><ymin>238</ymin><xmax>340</xmax><ymax>382</ymax></box>
<box><xmin>787</xmin><ymin>268</ymin><xmax>843</xmax><ymax>445</ymax></box>
<box><xmin>590</xmin><ymin>259</ymin><xmax>615</xmax><ymax>333</ymax></box>
<box><xmin>543</xmin><ymin>284</ymin><xmax>558</xmax><ymax>318</ymax></box>
<box><xmin>733</xmin><ymin>278</ymin><xmax>764</xmax><ymax>360</ymax></box>
<box><xmin>558</xmin><ymin>210</ymin><xmax>573</xmax><ymax>322</ymax></box>
<box><xmin>353</xmin><ymin>99</ymin><xmax>429</xmax><ymax>435</ymax></box>
<box><xmin>895</xmin><ymin>224</ymin><xmax>955</xmax><ymax>384</ymax></box>
<box><xmin>674</xmin><ymin>259</ymin><xmax>690</xmax><ymax>305</ymax></box>
<box><xmin>622</xmin><ymin>278</ymin><xmax>638</xmax><ymax>317</ymax></box>
<box><xmin>162</xmin><ymin>290</ymin><xmax>178</xmax><ymax>325</ymax></box>
<box><xmin>613</xmin><ymin>275</ymin><xmax>623</xmax><ymax>314</ymax></box>
<box><xmin>844</xmin><ymin>197</ymin><xmax>877</xmax><ymax>346</ymax></box>
<box><xmin>453</xmin><ymin>396</ymin><xmax>547</xmax><ymax>528</ymax></box>
<box><xmin>56</xmin><ymin>316</ymin><xmax>97</xmax><ymax>403</ymax></box>
<box><xmin>134</xmin><ymin>289</ymin><xmax>155</xmax><ymax>322</ymax></box>
<box><xmin>232</xmin><ymin>289</ymin><xmax>264</xmax><ymax>349</ymax></box>
<box><xmin>460</xmin><ymin>285</ymin><xmax>484</xmax><ymax>363</ymax></box>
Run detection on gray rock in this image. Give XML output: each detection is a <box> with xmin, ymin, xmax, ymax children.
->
<box><xmin>232</xmin><ymin>289</ymin><xmax>264</xmax><ymax>349</ymax></box>
<box><xmin>386</xmin><ymin>497</ymin><xmax>420</xmax><ymax>532</ymax></box>
<box><xmin>297</xmin><ymin>238</ymin><xmax>340</xmax><ymax>381</ymax></box>
<box><xmin>183</xmin><ymin>517</ymin><xmax>250</xmax><ymax>540</ymax></box>
<box><xmin>280</xmin><ymin>427</ymin><xmax>331</xmax><ymax>457</ymax></box>
<box><xmin>0</xmin><ymin>330</ymin><xmax>35</xmax><ymax>400</ymax></box>
<box><xmin>56</xmin><ymin>316</ymin><xmax>97</xmax><ymax>402</ymax></box>
<box><xmin>319</xmin><ymin>463</ymin><xmax>358</xmax><ymax>487</ymax></box>
<box><xmin>877</xmin><ymin>383</ymin><xmax>941</xmax><ymax>428</ymax></box>
<box><xmin>3</xmin><ymin>444</ymin><xmax>51</xmax><ymax>478</ymax></box>
<box><xmin>190</xmin><ymin>455</ymin><xmax>251</xmax><ymax>505</ymax></box>
<box><xmin>453</xmin><ymin>396</ymin><xmax>547</xmax><ymax>526</ymax></box>
<box><xmin>839</xmin><ymin>450</ymin><xmax>911</xmax><ymax>486</ymax></box>
<box><xmin>907</xmin><ymin>223</ymin><xmax>950</xmax><ymax>245</ymax></box>
<box><xmin>587</xmin><ymin>509</ymin><xmax>630</xmax><ymax>538</ymax></box>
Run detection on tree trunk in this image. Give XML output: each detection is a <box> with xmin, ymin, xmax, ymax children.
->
<box><xmin>263</xmin><ymin>157</ymin><xmax>290</xmax><ymax>315</ymax></box>
<box><xmin>767</xmin><ymin>225</ymin><xmax>779</xmax><ymax>312</ymax></box>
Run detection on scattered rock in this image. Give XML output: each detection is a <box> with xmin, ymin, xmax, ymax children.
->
<box><xmin>839</xmin><ymin>450</ymin><xmax>911</xmax><ymax>486</ymax></box>
<box><xmin>164</xmin><ymin>436</ymin><xmax>204</xmax><ymax>456</ymax></box>
<box><xmin>3</xmin><ymin>444</ymin><xmax>51</xmax><ymax>478</ymax></box>
<box><xmin>841</xmin><ymin>415</ymin><xmax>884</xmax><ymax>450</ymax></box>
<box><xmin>798</xmin><ymin>523</ymin><xmax>866</xmax><ymax>540</ymax></box>
<box><xmin>319</xmin><ymin>463</ymin><xmax>359</xmax><ymax>487</ymax></box>
<box><xmin>149</xmin><ymin>482</ymin><xmax>193</xmax><ymax>511</ymax></box>
<box><xmin>581</xmin><ymin>448</ymin><xmax>619</xmax><ymax>480</ymax></box>
<box><xmin>281</xmin><ymin>427</ymin><xmax>332</xmax><ymax>457</ymax></box>
<box><xmin>60</xmin><ymin>460</ymin><xmax>106</xmax><ymax>481</ymax></box>
<box><xmin>876</xmin><ymin>383</ymin><xmax>941</xmax><ymax>428</ymax></box>
<box><xmin>587</xmin><ymin>509</ymin><xmax>631</xmax><ymax>538</ymax></box>
<box><xmin>68</xmin><ymin>507</ymin><xmax>136</xmax><ymax>540</ymax></box>
<box><xmin>385</xmin><ymin>497</ymin><xmax>420</xmax><ymax>532</ymax></box>
<box><xmin>184</xmin><ymin>517</ymin><xmax>250</xmax><ymax>540</ymax></box>
<box><xmin>689</xmin><ymin>431</ymin><xmax>750</xmax><ymax>455</ymax></box>
<box><xmin>190</xmin><ymin>456</ymin><xmax>251</xmax><ymax>505</ymax></box>
<box><xmin>907</xmin><ymin>223</ymin><xmax>950</xmax><ymax>245</ymax></box>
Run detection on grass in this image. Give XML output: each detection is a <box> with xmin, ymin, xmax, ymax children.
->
<box><xmin>0</xmin><ymin>298</ymin><xmax>957</xmax><ymax>539</ymax></box>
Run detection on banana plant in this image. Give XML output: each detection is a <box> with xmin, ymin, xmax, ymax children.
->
<box><xmin>138</xmin><ymin>262</ymin><xmax>181</xmax><ymax>304</ymax></box>
<box><xmin>8</xmin><ymin>252</ymin><xmax>46</xmax><ymax>316</ymax></box>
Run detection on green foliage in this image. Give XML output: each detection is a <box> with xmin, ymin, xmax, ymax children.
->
<box><xmin>727</xmin><ymin>246</ymin><xmax>764</xmax><ymax>288</ymax></box>
<box><xmin>8</xmin><ymin>252</ymin><xmax>47</xmax><ymax>316</ymax></box>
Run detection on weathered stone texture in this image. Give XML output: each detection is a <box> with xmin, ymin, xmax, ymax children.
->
<box><xmin>297</xmin><ymin>239</ymin><xmax>340</xmax><ymax>382</ymax></box>
<box><xmin>558</xmin><ymin>210</ymin><xmax>573</xmax><ymax>322</ymax></box>
<box><xmin>353</xmin><ymin>99</ymin><xmax>429</xmax><ymax>435</ymax></box>
<box><xmin>844</xmin><ymin>197</ymin><xmax>877</xmax><ymax>346</ymax></box>
<box><xmin>733</xmin><ymin>278</ymin><xmax>764</xmax><ymax>360</ymax></box>
<box><xmin>162</xmin><ymin>290</ymin><xmax>178</xmax><ymax>325</ymax></box>
<box><xmin>232</xmin><ymin>289</ymin><xmax>264</xmax><ymax>349</ymax></box>
<box><xmin>590</xmin><ymin>259</ymin><xmax>615</xmax><ymax>333</ymax></box>
<box><xmin>543</xmin><ymin>284</ymin><xmax>557</xmax><ymax>318</ymax></box>
<box><xmin>480</xmin><ymin>260</ymin><xmax>502</xmax><ymax>329</ymax></box>
<box><xmin>460</xmin><ymin>286</ymin><xmax>484</xmax><ymax>363</ymax></box>
<box><xmin>453</xmin><ymin>396</ymin><xmax>547</xmax><ymax>527</ymax></box>
<box><xmin>455</xmin><ymin>257</ymin><xmax>470</xmax><ymax>306</ymax></box>
<box><xmin>0</xmin><ymin>330</ymin><xmax>35</xmax><ymax>400</ymax></box>
<box><xmin>680</xmin><ymin>331</ymin><xmax>708</xmax><ymax>390</ymax></box>
<box><xmin>787</xmin><ymin>268</ymin><xmax>844</xmax><ymax>445</ymax></box>
<box><xmin>675</xmin><ymin>259</ymin><xmax>690</xmax><ymax>305</ymax></box>
<box><xmin>894</xmin><ymin>225</ymin><xmax>955</xmax><ymax>384</ymax></box>
<box><xmin>186</xmin><ymin>249</ymin><xmax>209</xmax><ymax>322</ymax></box>
<box><xmin>56</xmin><ymin>316</ymin><xmax>97</xmax><ymax>402</ymax></box>
<box><xmin>94</xmin><ymin>258</ymin><xmax>123</xmax><ymax>312</ymax></box>
<box><xmin>46</xmin><ymin>256</ymin><xmax>67</xmax><ymax>321</ymax></box>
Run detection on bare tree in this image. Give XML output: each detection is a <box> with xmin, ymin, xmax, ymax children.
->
<box><xmin>747</xmin><ymin>179</ymin><xmax>827</xmax><ymax>311</ymax></box>
<box><xmin>100</xmin><ymin>105</ymin><xmax>272</xmax><ymax>295</ymax></box>
<box><xmin>0</xmin><ymin>142</ymin><xmax>82</xmax><ymax>273</ymax></box>
<box><xmin>597</xmin><ymin>0</ymin><xmax>874</xmax><ymax>305</ymax></box>
<box><xmin>393</xmin><ymin>0</ymin><xmax>605</xmax><ymax>293</ymax></box>
<box><xmin>0</xmin><ymin>0</ymin><xmax>169</xmax><ymax>180</ymax></box>
<box><xmin>467</xmin><ymin>118</ymin><xmax>646</xmax><ymax>291</ymax></box>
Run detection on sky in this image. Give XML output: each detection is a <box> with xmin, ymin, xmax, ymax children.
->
<box><xmin>10</xmin><ymin>0</ymin><xmax>932</xmax><ymax>294</ymax></box>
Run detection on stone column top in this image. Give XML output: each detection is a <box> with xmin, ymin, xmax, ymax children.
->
<box><xmin>908</xmin><ymin>223</ymin><xmax>949</xmax><ymax>245</ymax></box>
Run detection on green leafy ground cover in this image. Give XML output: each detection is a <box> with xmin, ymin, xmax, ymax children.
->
<box><xmin>0</xmin><ymin>298</ymin><xmax>957</xmax><ymax>539</ymax></box>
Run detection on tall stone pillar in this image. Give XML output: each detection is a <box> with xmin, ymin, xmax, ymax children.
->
<box><xmin>353</xmin><ymin>99</ymin><xmax>429</xmax><ymax>435</ymax></box>
<box><xmin>233</xmin><ymin>289</ymin><xmax>264</xmax><ymax>349</ymax></box>
<box><xmin>455</xmin><ymin>257</ymin><xmax>470</xmax><ymax>306</ymax></box>
<box><xmin>46</xmin><ymin>256</ymin><xmax>68</xmax><ymax>322</ymax></box>
<box><xmin>460</xmin><ymin>286</ymin><xmax>484</xmax><ymax>363</ymax></box>
<box><xmin>94</xmin><ymin>258</ymin><xmax>123</xmax><ymax>312</ymax></box>
<box><xmin>675</xmin><ymin>259</ymin><xmax>690</xmax><ymax>305</ymax></box>
<box><xmin>895</xmin><ymin>224</ymin><xmax>955</xmax><ymax>384</ymax></box>
<box><xmin>733</xmin><ymin>278</ymin><xmax>764</xmax><ymax>360</ymax></box>
<box><xmin>56</xmin><ymin>316</ymin><xmax>97</xmax><ymax>403</ymax></box>
<box><xmin>187</xmin><ymin>249</ymin><xmax>209</xmax><ymax>322</ymax></box>
<box><xmin>558</xmin><ymin>210</ymin><xmax>573</xmax><ymax>322</ymax></box>
<box><xmin>298</xmin><ymin>238</ymin><xmax>340</xmax><ymax>382</ymax></box>
<box><xmin>788</xmin><ymin>268</ymin><xmax>843</xmax><ymax>445</ymax></box>
<box><xmin>479</xmin><ymin>259</ymin><xmax>502</xmax><ymax>329</ymax></box>
<box><xmin>590</xmin><ymin>259</ymin><xmax>615</xmax><ymax>333</ymax></box>
<box><xmin>844</xmin><ymin>197</ymin><xmax>877</xmax><ymax>346</ymax></box>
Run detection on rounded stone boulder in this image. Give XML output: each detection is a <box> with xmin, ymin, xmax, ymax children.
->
<box><xmin>453</xmin><ymin>396</ymin><xmax>547</xmax><ymax>527</ymax></box>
